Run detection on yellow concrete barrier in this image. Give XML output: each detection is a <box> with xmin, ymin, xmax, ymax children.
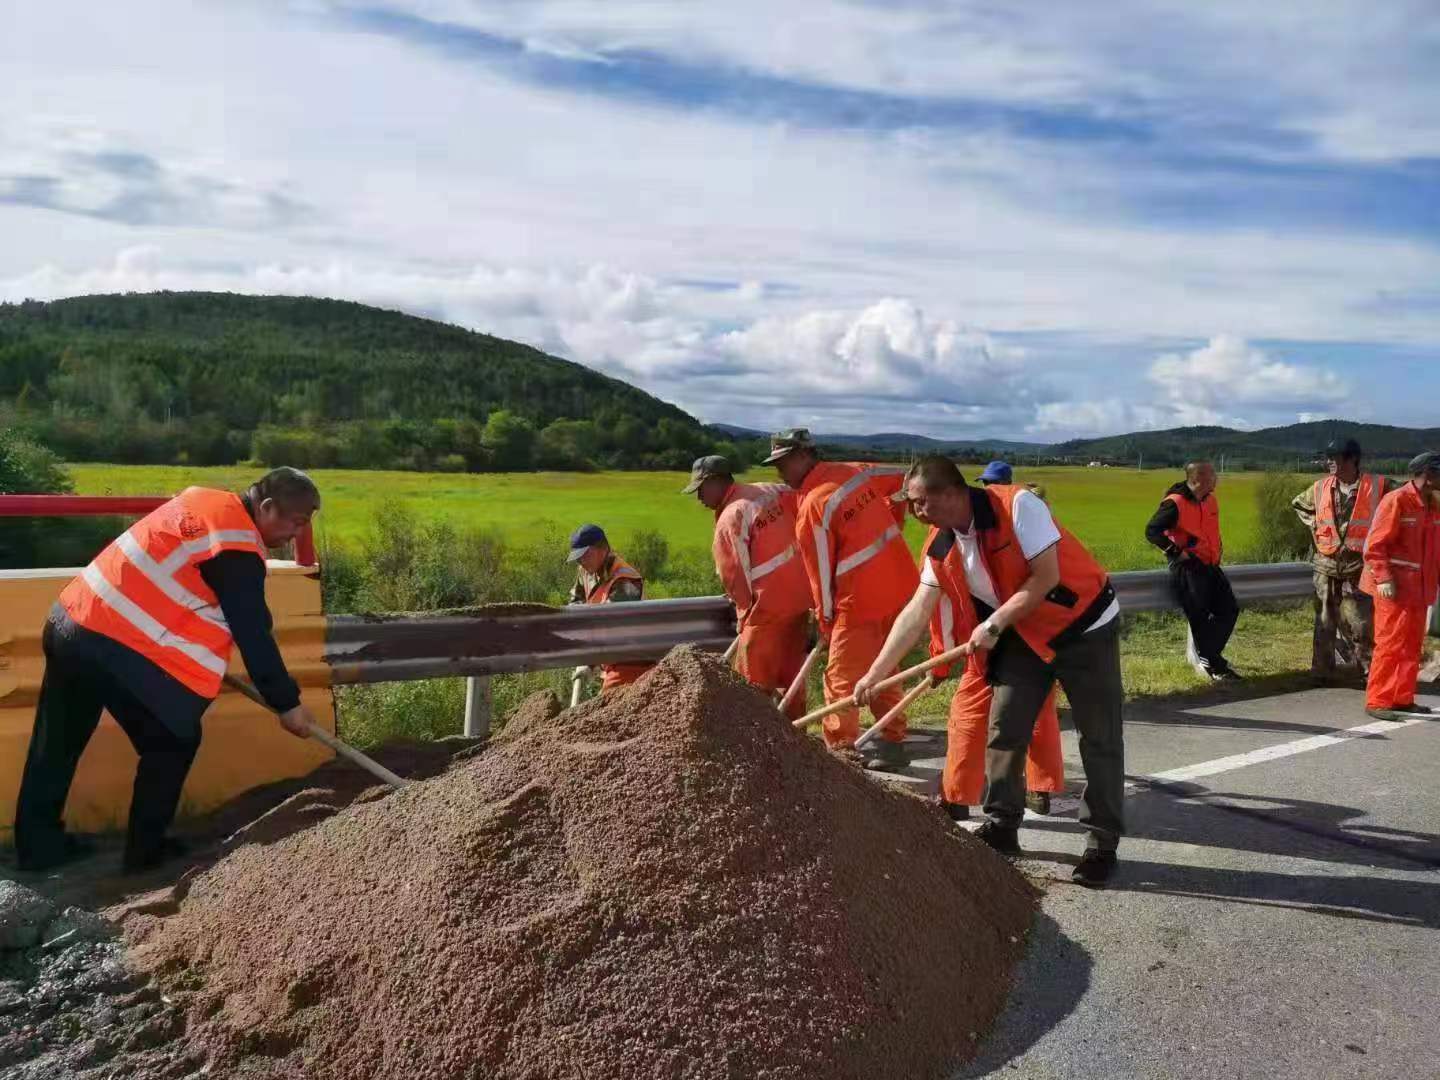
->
<box><xmin>0</xmin><ymin>562</ymin><xmax>335</xmax><ymax>842</ymax></box>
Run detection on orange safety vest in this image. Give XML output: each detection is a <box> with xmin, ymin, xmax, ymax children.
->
<box><xmin>796</xmin><ymin>462</ymin><xmax>917</xmax><ymax>628</ymax></box>
<box><xmin>582</xmin><ymin>556</ymin><xmax>652</xmax><ymax>691</ymax></box>
<box><xmin>1164</xmin><ymin>490</ymin><xmax>1223</xmax><ymax>565</ymax></box>
<box><xmin>57</xmin><ymin>487</ymin><xmax>268</xmax><ymax>698</ymax></box>
<box><xmin>1312</xmin><ymin>473</ymin><xmax>1382</xmax><ymax>556</ymax></box>
<box><xmin>964</xmin><ymin>485</ymin><xmax>1113</xmax><ymax>663</ymax></box>
<box><xmin>1360</xmin><ymin>481</ymin><xmax>1440</xmax><ymax>608</ymax></box>
<box><xmin>924</xmin><ymin>529</ymin><xmax>982</xmax><ymax>682</ymax></box>
<box><xmin>712</xmin><ymin>482</ymin><xmax>811</xmax><ymax>628</ymax></box>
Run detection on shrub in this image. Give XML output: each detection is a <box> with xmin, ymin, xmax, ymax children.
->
<box><xmin>1244</xmin><ymin>472</ymin><xmax>1312</xmax><ymax>563</ymax></box>
<box><xmin>626</xmin><ymin>527</ymin><xmax>669</xmax><ymax>580</ymax></box>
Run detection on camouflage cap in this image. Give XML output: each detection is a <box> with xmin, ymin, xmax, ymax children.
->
<box><xmin>1407</xmin><ymin>450</ymin><xmax>1440</xmax><ymax>476</ymax></box>
<box><xmin>682</xmin><ymin>455</ymin><xmax>734</xmax><ymax>494</ymax></box>
<box><xmin>761</xmin><ymin>428</ymin><xmax>816</xmax><ymax>465</ymax></box>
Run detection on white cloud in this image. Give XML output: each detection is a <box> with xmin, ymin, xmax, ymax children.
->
<box><xmin>1</xmin><ymin>1</ymin><xmax>1437</xmax><ymax>444</ymax></box>
<box><xmin>1147</xmin><ymin>335</ymin><xmax>1349</xmax><ymax>420</ymax></box>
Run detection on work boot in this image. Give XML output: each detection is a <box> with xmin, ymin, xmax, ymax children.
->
<box><xmin>973</xmin><ymin>821</ymin><xmax>1021</xmax><ymax>857</ymax></box>
<box><xmin>861</xmin><ymin>739</ymin><xmax>908</xmax><ymax>772</ymax></box>
<box><xmin>15</xmin><ymin>832</ymin><xmax>96</xmax><ymax>873</ymax></box>
<box><xmin>1071</xmin><ymin>849</ymin><xmax>1118</xmax><ymax>888</ymax></box>
<box><xmin>1395</xmin><ymin>703</ymin><xmax>1433</xmax><ymax>715</ymax></box>
<box><xmin>939</xmin><ymin>800</ymin><xmax>969</xmax><ymax>822</ymax></box>
<box><xmin>1365</xmin><ymin>707</ymin><xmax>1410</xmax><ymax>722</ymax></box>
<box><xmin>1024</xmin><ymin>791</ymin><xmax>1052</xmax><ymax>815</ymax></box>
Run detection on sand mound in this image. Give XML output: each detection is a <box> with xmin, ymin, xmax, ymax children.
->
<box><xmin>127</xmin><ymin>648</ymin><xmax>1036</xmax><ymax>1079</ymax></box>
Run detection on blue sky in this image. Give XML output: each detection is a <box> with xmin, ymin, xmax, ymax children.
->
<box><xmin>2</xmin><ymin>0</ymin><xmax>1438</xmax><ymax>440</ymax></box>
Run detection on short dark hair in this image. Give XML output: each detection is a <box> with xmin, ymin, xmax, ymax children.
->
<box><xmin>249</xmin><ymin>467</ymin><xmax>321</xmax><ymax>512</ymax></box>
<box><xmin>905</xmin><ymin>454</ymin><xmax>967</xmax><ymax>492</ymax></box>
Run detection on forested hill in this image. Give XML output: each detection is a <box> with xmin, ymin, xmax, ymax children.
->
<box><xmin>1053</xmin><ymin>420</ymin><xmax>1440</xmax><ymax>471</ymax></box>
<box><xmin>0</xmin><ymin>292</ymin><xmax>741</xmax><ymax>472</ymax></box>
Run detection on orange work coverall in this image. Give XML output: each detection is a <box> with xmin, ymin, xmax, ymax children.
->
<box><xmin>795</xmin><ymin>463</ymin><xmax>918</xmax><ymax>747</ymax></box>
<box><xmin>1360</xmin><ymin>480</ymin><xmax>1440</xmax><ymax>710</ymax></box>
<box><xmin>712</xmin><ymin>482</ymin><xmax>813</xmax><ymax>718</ymax></box>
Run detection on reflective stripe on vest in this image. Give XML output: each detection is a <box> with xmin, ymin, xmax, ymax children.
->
<box><xmin>1314</xmin><ymin>473</ymin><xmax>1380</xmax><ymax>556</ymax></box>
<box><xmin>750</xmin><ymin>544</ymin><xmax>797</xmax><ymax>583</ymax></box>
<box><xmin>80</xmin><ymin>564</ymin><xmax>228</xmax><ymax>676</ymax></box>
<box><xmin>59</xmin><ymin>488</ymin><xmax>267</xmax><ymax>696</ymax></box>
<box><xmin>814</xmin><ymin>467</ymin><xmax>905</xmax><ymax>620</ymax></box>
<box><xmin>735</xmin><ymin>487</ymin><xmax>796</xmax><ymax>589</ymax></box>
<box><xmin>937</xmin><ymin>593</ymin><xmax>955</xmax><ymax>651</ymax></box>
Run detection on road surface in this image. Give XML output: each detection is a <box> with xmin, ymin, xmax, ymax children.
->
<box><xmin>883</xmin><ymin>681</ymin><xmax>1440</xmax><ymax>1080</ymax></box>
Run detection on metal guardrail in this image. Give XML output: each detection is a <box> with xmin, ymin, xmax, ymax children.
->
<box><xmin>325</xmin><ymin>596</ymin><xmax>737</xmax><ymax>685</ymax></box>
<box><xmin>1110</xmin><ymin>561</ymin><xmax>1313</xmax><ymax>612</ymax></box>
<box><xmin>326</xmin><ymin>563</ymin><xmax>1318</xmax><ymax>694</ymax></box>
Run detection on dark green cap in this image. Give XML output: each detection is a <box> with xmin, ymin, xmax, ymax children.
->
<box><xmin>682</xmin><ymin>455</ymin><xmax>733</xmax><ymax>494</ymax></box>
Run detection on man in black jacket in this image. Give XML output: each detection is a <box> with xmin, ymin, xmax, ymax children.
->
<box><xmin>14</xmin><ymin>468</ymin><xmax>319</xmax><ymax>874</ymax></box>
<box><xmin>1144</xmin><ymin>461</ymin><xmax>1240</xmax><ymax>680</ymax></box>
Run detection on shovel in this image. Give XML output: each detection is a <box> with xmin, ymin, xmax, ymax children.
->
<box><xmin>853</xmin><ymin>674</ymin><xmax>938</xmax><ymax>751</ymax></box>
<box><xmin>223</xmin><ymin>674</ymin><xmax>409</xmax><ymax>790</ymax></box>
<box><xmin>778</xmin><ymin>643</ymin><xmax>824</xmax><ymax>715</ymax></box>
<box><xmin>792</xmin><ymin>643</ymin><xmax>971</xmax><ymax>729</ymax></box>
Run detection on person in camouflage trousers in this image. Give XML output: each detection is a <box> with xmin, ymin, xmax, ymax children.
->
<box><xmin>1291</xmin><ymin>439</ymin><xmax>1393</xmax><ymax>680</ymax></box>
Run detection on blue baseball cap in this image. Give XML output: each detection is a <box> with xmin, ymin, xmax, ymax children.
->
<box><xmin>567</xmin><ymin>523</ymin><xmax>608</xmax><ymax>562</ymax></box>
<box><xmin>978</xmin><ymin>460</ymin><xmax>1012</xmax><ymax>485</ymax></box>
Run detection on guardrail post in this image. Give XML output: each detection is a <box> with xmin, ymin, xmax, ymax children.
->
<box><xmin>463</xmin><ymin>675</ymin><xmax>493</xmax><ymax>738</ymax></box>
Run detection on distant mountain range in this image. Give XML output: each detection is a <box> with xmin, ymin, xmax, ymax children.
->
<box><xmin>707</xmin><ymin>424</ymin><xmax>1047</xmax><ymax>456</ymax></box>
<box><xmin>710</xmin><ymin>420</ymin><xmax>1439</xmax><ymax>470</ymax></box>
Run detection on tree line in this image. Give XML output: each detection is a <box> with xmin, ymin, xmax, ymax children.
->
<box><xmin>0</xmin><ymin>292</ymin><xmax>750</xmax><ymax>472</ymax></box>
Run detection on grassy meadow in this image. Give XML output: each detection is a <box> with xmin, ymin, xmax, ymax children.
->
<box><xmin>68</xmin><ymin>462</ymin><xmax>1288</xmax><ymax>573</ymax></box>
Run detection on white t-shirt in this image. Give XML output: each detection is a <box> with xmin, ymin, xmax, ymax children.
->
<box><xmin>920</xmin><ymin>490</ymin><xmax>1120</xmax><ymax>632</ymax></box>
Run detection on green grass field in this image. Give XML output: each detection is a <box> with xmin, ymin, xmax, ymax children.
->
<box><xmin>67</xmin><ymin>463</ymin><xmax>1287</xmax><ymax>572</ymax></box>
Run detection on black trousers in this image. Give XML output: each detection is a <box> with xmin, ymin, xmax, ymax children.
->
<box><xmin>1171</xmin><ymin>560</ymin><xmax>1239</xmax><ymax>670</ymax></box>
<box><xmin>983</xmin><ymin>620</ymin><xmax>1126</xmax><ymax>851</ymax></box>
<box><xmin>15</xmin><ymin>610</ymin><xmax>206</xmax><ymax>867</ymax></box>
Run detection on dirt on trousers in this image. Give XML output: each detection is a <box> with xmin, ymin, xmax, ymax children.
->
<box><xmin>121</xmin><ymin>647</ymin><xmax>1036</xmax><ymax>1080</ymax></box>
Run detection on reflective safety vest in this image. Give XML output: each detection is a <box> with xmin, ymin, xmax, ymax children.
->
<box><xmin>796</xmin><ymin>462</ymin><xmax>917</xmax><ymax>629</ymax></box>
<box><xmin>1312</xmin><ymin>473</ymin><xmax>1382</xmax><ymax>556</ymax></box>
<box><xmin>1164</xmin><ymin>490</ymin><xmax>1223</xmax><ymax>565</ymax></box>
<box><xmin>1360</xmin><ymin>481</ymin><xmax>1440</xmax><ymax>607</ymax></box>
<box><xmin>582</xmin><ymin>556</ymin><xmax>652</xmax><ymax>691</ymax></box>
<box><xmin>712</xmin><ymin>482</ymin><xmax>810</xmax><ymax>629</ymax></box>
<box><xmin>968</xmin><ymin>485</ymin><xmax>1113</xmax><ymax>663</ymax></box>
<box><xmin>58</xmin><ymin>487</ymin><xmax>268</xmax><ymax>698</ymax></box>
<box><xmin>924</xmin><ymin>532</ymin><xmax>982</xmax><ymax>682</ymax></box>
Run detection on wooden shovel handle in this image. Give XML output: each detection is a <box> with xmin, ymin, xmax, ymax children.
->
<box><xmin>223</xmin><ymin>674</ymin><xmax>409</xmax><ymax>790</ymax></box>
<box><xmin>791</xmin><ymin>643</ymin><xmax>970</xmax><ymax>728</ymax></box>
<box><xmin>854</xmin><ymin>674</ymin><xmax>937</xmax><ymax>751</ymax></box>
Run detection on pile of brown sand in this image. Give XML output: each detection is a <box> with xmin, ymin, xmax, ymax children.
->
<box><xmin>126</xmin><ymin>648</ymin><xmax>1036</xmax><ymax>1079</ymax></box>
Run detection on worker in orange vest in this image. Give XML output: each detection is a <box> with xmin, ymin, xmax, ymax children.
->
<box><xmin>1359</xmin><ymin>452</ymin><xmax>1440</xmax><ymax>720</ymax></box>
<box><xmin>685</xmin><ymin>455</ymin><xmax>813</xmax><ymax>718</ymax></box>
<box><xmin>1292</xmin><ymin>439</ymin><xmax>1393</xmax><ymax>680</ymax></box>
<box><xmin>566</xmin><ymin>524</ymin><xmax>652</xmax><ymax>694</ymax></box>
<box><xmin>1144</xmin><ymin>460</ymin><xmax>1240</xmax><ymax>681</ymax></box>
<box><xmin>855</xmin><ymin>455</ymin><xmax>1123</xmax><ymax>886</ymax></box>
<box><xmin>765</xmin><ymin>429</ymin><xmax>917</xmax><ymax>770</ymax></box>
<box><xmin>14</xmin><ymin>468</ymin><xmax>319</xmax><ymax>874</ymax></box>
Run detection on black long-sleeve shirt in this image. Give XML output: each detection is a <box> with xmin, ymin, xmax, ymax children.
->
<box><xmin>198</xmin><ymin>551</ymin><xmax>301</xmax><ymax>713</ymax></box>
<box><xmin>1144</xmin><ymin>481</ymin><xmax>1194</xmax><ymax>562</ymax></box>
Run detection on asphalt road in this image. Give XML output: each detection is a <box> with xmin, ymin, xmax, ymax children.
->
<box><xmin>881</xmin><ymin>681</ymin><xmax>1440</xmax><ymax>1080</ymax></box>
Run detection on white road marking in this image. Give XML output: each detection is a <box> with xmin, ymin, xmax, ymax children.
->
<box><xmin>1144</xmin><ymin>714</ymin><xmax>1429</xmax><ymax>784</ymax></box>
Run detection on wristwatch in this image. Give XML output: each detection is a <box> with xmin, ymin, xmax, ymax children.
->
<box><xmin>981</xmin><ymin>619</ymin><xmax>1001</xmax><ymax>640</ymax></box>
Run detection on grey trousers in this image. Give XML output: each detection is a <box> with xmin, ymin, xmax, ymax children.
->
<box><xmin>983</xmin><ymin>620</ymin><xmax>1126</xmax><ymax>851</ymax></box>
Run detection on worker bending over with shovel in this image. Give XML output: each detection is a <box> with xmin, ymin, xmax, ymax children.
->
<box><xmin>14</xmin><ymin>468</ymin><xmax>319</xmax><ymax>874</ymax></box>
<box><xmin>685</xmin><ymin>455</ymin><xmax>813</xmax><ymax>719</ymax></box>
<box><xmin>853</xmin><ymin>456</ymin><xmax>1125</xmax><ymax>886</ymax></box>
<box><xmin>566</xmin><ymin>524</ymin><xmax>652</xmax><ymax>694</ymax></box>
<box><xmin>767</xmin><ymin>429</ymin><xmax>916</xmax><ymax>771</ymax></box>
